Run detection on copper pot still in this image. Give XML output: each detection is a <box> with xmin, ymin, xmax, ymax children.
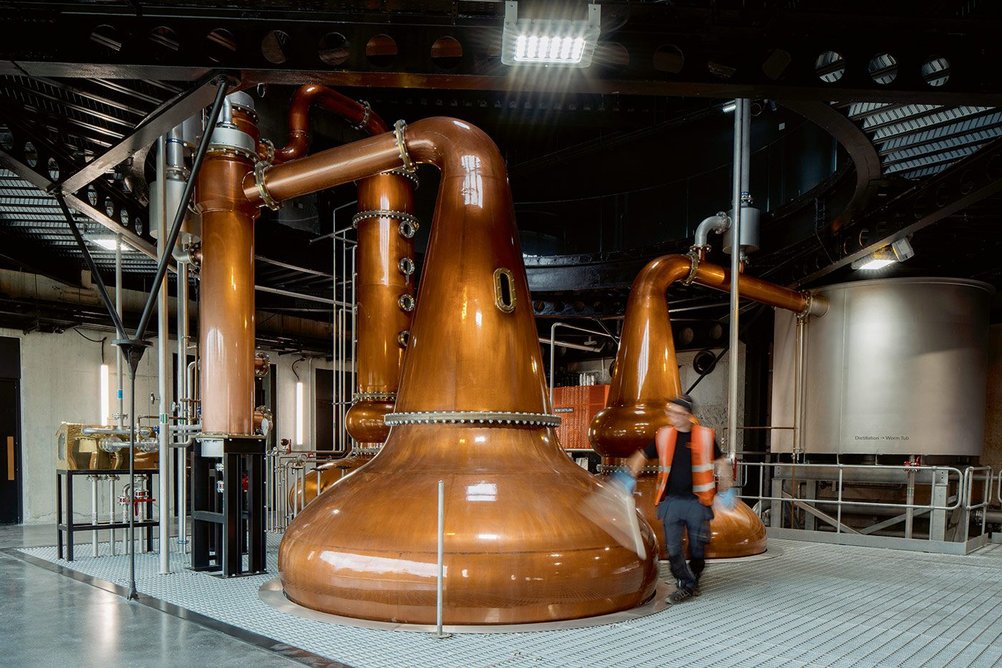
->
<box><xmin>589</xmin><ymin>255</ymin><xmax>815</xmax><ymax>559</ymax></box>
<box><xmin>263</xmin><ymin>118</ymin><xmax>659</xmax><ymax>625</ymax></box>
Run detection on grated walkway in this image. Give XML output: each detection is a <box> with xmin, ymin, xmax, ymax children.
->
<box><xmin>17</xmin><ymin>538</ymin><xmax>1002</xmax><ymax>668</ymax></box>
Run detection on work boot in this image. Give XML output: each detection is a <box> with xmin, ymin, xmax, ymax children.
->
<box><xmin>667</xmin><ymin>587</ymin><xmax>697</xmax><ymax>605</ymax></box>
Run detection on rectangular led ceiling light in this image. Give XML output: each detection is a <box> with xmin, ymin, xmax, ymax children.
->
<box><xmin>90</xmin><ymin>237</ymin><xmax>135</xmax><ymax>252</ymax></box>
<box><xmin>501</xmin><ymin>1</ymin><xmax>601</xmax><ymax>67</ymax></box>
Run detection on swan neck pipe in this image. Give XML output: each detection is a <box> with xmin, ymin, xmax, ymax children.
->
<box><xmin>274</xmin><ymin>85</ymin><xmax>390</xmax><ymax>164</ymax></box>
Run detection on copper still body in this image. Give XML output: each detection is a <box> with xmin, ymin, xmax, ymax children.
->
<box><xmin>250</xmin><ymin>118</ymin><xmax>658</xmax><ymax>624</ymax></box>
<box><xmin>590</xmin><ymin>254</ymin><xmax>815</xmax><ymax>558</ymax></box>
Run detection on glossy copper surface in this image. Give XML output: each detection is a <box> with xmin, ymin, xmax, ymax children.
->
<box><xmin>274</xmin><ymin>118</ymin><xmax>659</xmax><ymax>624</ymax></box>
<box><xmin>196</xmin><ymin>150</ymin><xmax>259</xmax><ymax>435</ymax></box>
<box><xmin>704</xmin><ymin>497</ymin><xmax>768</xmax><ymax>558</ymax></box>
<box><xmin>273</xmin><ymin>85</ymin><xmax>389</xmax><ymax>164</ymax></box>
<box><xmin>343</xmin><ymin>399</ymin><xmax>396</xmax><ymax>444</ymax></box>
<box><xmin>288</xmin><ymin>454</ymin><xmax>372</xmax><ymax>508</ymax></box>
<box><xmin>344</xmin><ymin>172</ymin><xmax>415</xmax><ymax>444</ymax></box>
<box><xmin>589</xmin><ymin>255</ymin><xmax>812</xmax><ymax>457</ymax></box>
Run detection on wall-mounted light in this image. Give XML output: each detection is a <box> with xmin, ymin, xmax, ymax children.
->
<box><xmin>295</xmin><ymin>380</ymin><xmax>305</xmax><ymax>446</ymax></box>
<box><xmin>851</xmin><ymin>237</ymin><xmax>915</xmax><ymax>271</ymax></box>
<box><xmin>99</xmin><ymin>363</ymin><xmax>110</xmax><ymax>426</ymax></box>
<box><xmin>721</xmin><ymin>101</ymin><xmax>737</xmax><ymax>113</ymax></box>
<box><xmin>501</xmin><ymin>1</ymin><xmax>601</xmax><ymax>67</ymax></box>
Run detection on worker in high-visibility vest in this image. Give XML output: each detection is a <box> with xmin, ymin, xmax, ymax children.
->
<box><xmin>619</xmin><ymin>394</ymin><xmax>736</xmax><ymax>604</ymax></box>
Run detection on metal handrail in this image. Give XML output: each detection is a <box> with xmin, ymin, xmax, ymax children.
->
<box><xmin>737</xmin><ymin>461</ymin><xmax>966</xmax><ymax>513</ymax></box>
<box><xmin>964</xmin><ymin>466</ymin><xmax>993</xmax><ymax>512</ymax></box>
<box><xmin>997</xmin><ymin>466</ymin><xmax>1002</xmax><ymax>506</ymax></box>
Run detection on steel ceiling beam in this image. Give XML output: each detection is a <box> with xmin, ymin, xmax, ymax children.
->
<box><xmin>0</xmin><ymin>148</ymin><xmax>158</xmax><ymax>259</ymax></box>
<box><xmin>2</xmin><ymin>4</ymin><xmax>1002</xmax><ymax>104</ymax></box>
<box><xmin>58</xmin><ymin>73</ymin><xmax>223</xmax><ymax>195</ymax></box>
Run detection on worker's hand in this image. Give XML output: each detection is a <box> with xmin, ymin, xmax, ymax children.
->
<box><xmin>716</xmin><ymin>487</ymin><xmax>738</xmax><ymax>510</ymax></box>
<box><xmin>610</xmin><ymin>469</ymin><xmax>637</xmax><ymax>495</ymax></box>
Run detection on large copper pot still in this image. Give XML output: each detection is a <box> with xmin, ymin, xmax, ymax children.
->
<box><xmin>245</xmin><ymin>117</ymin><xmax>659</xmax><ymax>624</ymax></box>
<box><xmin>589</xmin><ymin>254</ymin><xmax>824</xmax><ymax>558</ymax></box>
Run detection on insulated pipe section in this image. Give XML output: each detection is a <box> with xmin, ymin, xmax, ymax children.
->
<box><xmin>196</xmin><ymin>96</ymin><xmax>260</xmax><ymax>436</ymax></box>
<box><xmin>692</xmin><ymin>212</ymin><xmax>731</xmax><ymax>253</ymax></box>
<box><xmin>589</xmin><ymin>254</ymin><xmax>825</xmax><ymax>457</ymax></box>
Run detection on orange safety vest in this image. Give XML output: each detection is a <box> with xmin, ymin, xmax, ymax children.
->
<box><xmin>655</xmin><ymin>425</ymin><xmax>717</xmax><ymax>507</ymax></box>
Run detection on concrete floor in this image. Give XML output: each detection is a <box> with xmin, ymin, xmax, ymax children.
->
<box><xmin>0</xmin><ymin>525</ymin><xmax>300</xmax><ymax>668</ymax></box>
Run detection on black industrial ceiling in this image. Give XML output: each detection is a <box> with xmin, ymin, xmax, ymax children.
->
<box><xmin>1</xmin><ymin>0</ymin><xmax>1002</xmax><ymax>353</ymax></box>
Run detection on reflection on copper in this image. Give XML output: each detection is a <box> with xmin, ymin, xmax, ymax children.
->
<box><xmin>289</xmin><ymin>455</ymin><xmax>371</xmax><ymax>507</ymax></box>
<box><xmin>269</xmin><ymin>118</ymin><xmax>658</xmax><ymax>624</ymax></box>
<box><xmin>589</xmin><ymin>255</ymin><xmax>813</xmax><ymax>559</ymax></box>
<box><xmin>196</xmin><ymin>142</ymin><xmax>259</xmax><ymax>435</ymax></box>
<box><xmin>704</xmin><ymin>498</ymin><xmax>767</xmax><ymax>558</ymax></box>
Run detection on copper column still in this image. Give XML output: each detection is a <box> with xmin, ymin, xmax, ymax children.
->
<box><xmin>196</xmin><ymin>93</ymin><xmax>261</xmax><ymax>436</ymax></box>
<box><xmin>589</xmin><ymin>254</ymin><xmax>823</xmax><ymax>558</ymax></box>
<box><xmin>247</xmin><ymin>117</ymin><xmax>658</xmax><ymax>624</ymax></box>
<box><xmin>271</xmin><ymin>86</ymin><xmax>416</xmax><ymax>493</ymax></box>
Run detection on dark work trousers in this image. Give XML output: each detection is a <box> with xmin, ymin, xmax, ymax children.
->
<box><xmin>658</xmin><ymin>495</ymin><xmax>714</xmax><ymax>592</ymax></box>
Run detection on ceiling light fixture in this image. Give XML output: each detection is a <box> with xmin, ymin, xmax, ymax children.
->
<box><xmin>89</xmin><ymin>237</ymin><xmax>133</xmax><ymax>252</ymax></box>
<box><xmin>501</xmin><ymin>1</ymin><xmax>601</xmax><ymax>67</ymax></box>
<box><xmin>850</xmin><ymin>237</ymin><xmax>915</xmax><ymax>271</ymax></box>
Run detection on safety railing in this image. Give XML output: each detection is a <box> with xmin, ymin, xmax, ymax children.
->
<box><xmin>964</xmin><ymin>466</ymin><xmax>993</xmax><ymax>541</ymax></box>
<box><xmin>266</xmin><ymin>448</ymin><xmax>356</xmax><ymax>533</ymax></box>
<box><xmin>737</xmin><ymin>461</ymin><xmax>969</xmax><ymax>541</ymax></box>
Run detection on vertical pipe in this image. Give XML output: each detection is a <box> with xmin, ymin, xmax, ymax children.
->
<box><xmin>436</xmin><ymin>478</ymin><xmax>446</xmax><ymax>637</ymax></box>
<box><xmin>156</xmin><ymin>135</ymin><xmax>171</xmax><ymax>574</ymax></box>
<box><xmin>108</xmin><ymin>476</ymin><xmax>116</xmax><ymax>556</ymax></box>
<box><xmin>727</xmin><ymin>99</ymin><xmax>748</xmax><ymax>460</ymax></box>
<box><xmin>128</xmin><ymin>364</ymin><xmax>137</xmax><ymax>599</ymax></box>
<box><xmin>836</xmin><ymin>467</ymin><xmax>844</xmax><ymax>535</ymax></box>
<box><xmin>905</xmin><ymin>465</ymin><xmax>915</xmax><ymax>539</ymax></box>
<box><xmin>113</xmin><ymin>234</ymin><xmax>123</xmax><ymax>554</ymax></box>
<box><xmin>91</xmin><ymin>476</ymin><xmax>99</xmax><ymax>557</ymax></box>
<box><xmin>177</xmin><ymin>261</ymin><xmax>189</xmax><ymax>554</ymax></box>
<box><xmin>793</xmin><ymin>317</ymin><xmax>805</xmax><ymax>459</ymax></box>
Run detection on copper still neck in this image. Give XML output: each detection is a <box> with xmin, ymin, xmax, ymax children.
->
<box><xmin>590</xmin><ymin>253</ymin><xmax>814</xmax><ymax>457</ymax></box>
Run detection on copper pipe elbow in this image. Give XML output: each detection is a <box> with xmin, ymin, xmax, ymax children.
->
<box><xmin>272</xmin><ymin>85</ymin><xmax>390</xmax><ymax>164</ymax></box>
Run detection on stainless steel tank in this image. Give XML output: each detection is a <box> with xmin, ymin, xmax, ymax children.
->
<box><xmin>772</xmin><ymin>277</ymin><xmax>992</xmax><ymax>457</ymax></box>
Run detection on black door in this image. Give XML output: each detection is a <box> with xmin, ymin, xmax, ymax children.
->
<box><xmin>315</xmin><ymin>369</ymin><xmax>334</xmax><ymax>451</ymax></box>
<box><xmin>0</xmin><ymin>379</ymin><xmax>19</xmax><ymax>523</ymax></box>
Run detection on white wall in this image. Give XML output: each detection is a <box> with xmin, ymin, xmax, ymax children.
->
<box><xmin>272</xmin><ymin>354</ymin><xmax>335</xmax><ymax>452</ymax></box>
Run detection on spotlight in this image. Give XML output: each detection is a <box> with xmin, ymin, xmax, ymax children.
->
<box><xmin>851</xmin><ymin>237</ymin><xmax>915</xmax><ymax>271</ymax></box>
<box><xmin>501</xmin><ymin>1</ymin><xmax>601</xmax><ymax>67</ymax></box>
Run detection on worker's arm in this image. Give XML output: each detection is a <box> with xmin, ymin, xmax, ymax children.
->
<box><xmin>626</xmin><ymin>449</ymin><xmax>648</xmax><ymax>477</ymax></box>
<box><xmin>714</xmin><ymin>456</ymin><xmax>734</xmax><ymax>492</ymax></box>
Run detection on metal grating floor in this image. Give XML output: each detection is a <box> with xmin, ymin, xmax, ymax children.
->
<box><xmin>18</xmin><ymin>537</ymin><xmax>1002</xmax><ymax>668</ymax></box>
